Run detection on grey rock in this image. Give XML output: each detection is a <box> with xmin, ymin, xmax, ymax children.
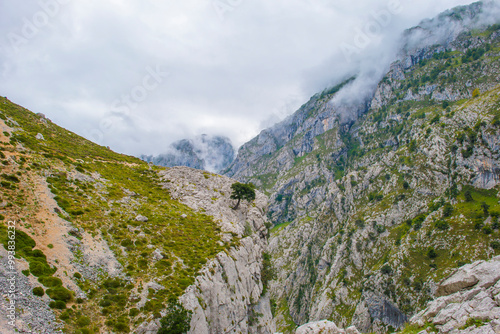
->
<box><xmin>135</xmin><ymin>214</ymin><xmax>148</xmax><ymax>222</ymax></box>
<box><xmin>295</xmin><ymin>320</ymin><xmax>345</xmax><ymax>334</ymax></box>
<box><xmin>436</xmin><ymin>257</ymin><xmax>500</xmax><ymax>297</ymax></box>
<box><xmin>154</xmin><ymin>167</ymin><xmax>273</xmax><ymax>333</ymax></box>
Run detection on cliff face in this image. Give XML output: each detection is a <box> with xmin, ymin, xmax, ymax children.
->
<box><xmin>224</xmin><ymin>3</ymin><xmax>500</xmax><ymax>333</ymax></box>
<box><xmin>161</xmin><ymin>167</ymin><xmax>273</xmax><ymax>334</ymax></box>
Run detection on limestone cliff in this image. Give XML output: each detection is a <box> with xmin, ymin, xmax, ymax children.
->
<box><xmin>224</xmin><ymin>3</ymin><xmax>500</xmax><ymax>333</ymax></box>
<box><xmin>162</xmin><ymin>167</ymin><xmax>274</xmax><ymax>334</ymax></box>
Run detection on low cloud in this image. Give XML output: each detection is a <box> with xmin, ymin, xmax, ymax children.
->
<box><xmin>0</xmin><ymin>0</ymin><xmax>483</xmax><ymax>155</ymax></box>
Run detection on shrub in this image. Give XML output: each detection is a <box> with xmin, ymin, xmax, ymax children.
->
<box><xmin>113</xmin><ymin>322</ymin><xmax>129</xmax><ymax>332</ymax></box>
<box><xmin>408</xmin><ymin>140</ymin><xmax>417</xmax><ymax>152</ymax></box>
<box><xmin>472</xmin><ymin>88</ymin><xmax>480</xmax><ymax>98</ymax></box>
<box><xmin>403</xmin><ymin>181</ymin><xmax>410</xmax><ymax>190</ymax></box>
<box><xmin>138</xmin><ymin>259</ymin><xmax>148</xmax><ymax>269</ymax></box>
<box><xmin>73</xmin><ymin>272</ymin><xmax>82</xmax><ymax>279</ymax></box>
<box><xmin>430</xmin><ymin>115</ymin><xmax>441</xmax><ymax>124</ymax></box>
<box><xmin>381</xmin><ymin>264</ymin><xmax>393</xmax><ymax>275</ymax></box>
<box><xmin>355</xmin><ymin>219</ymin><xmax>365</xmax><ymax>228</ymax></box>
<box><xmin>435</xmin><ymin>220</ymin><xmax>450</xmax><ymax>230</ymax></box>
<box><xmin>49</xmin><ymin>300</ymin><xmax>67</xmax><ymax>309</ymax></box>
<box><xmin>464</xmin><ymin>190</ymin><xmax>473</xmax><ymax>202</ymax></box>
<box><xmin>47</xmin><ymin>244</ymin><xmax>54</xmax><ymax>249</ymax></box>
<box><xmin>491</xmin><ymin>241</ymin><xmax>500</xmax><ymax>250</ymax></box>
<box><xmin>428</xmin><ymin>248</ymin><xmax>438</xmax><ymax>259</ymax></box>
<box><xmin>413</xmin><ymin>221</ymin><xmax>422</xmax><ymax>231</ymax></box>
<box><xmin>158</xmin><ymin>298</ymin><xmax>192</xmax><ymax>334</ymax></box>
<box><xmin>46</xmin><ymin>286</ymin><xmax>73</xmax><ymax>302</ymax></box>
<box><xmin>77</xmin><ymin>329</ymin><xmax>92</xmax><ymax>334</ymax></box>
<box><xmin>60</xmin><ymin>310</ymin><xmax>71</xmax><ymax>321</ymax></box>
<box><xmin>77</xmin><ymin>316</ymin><xmax>91</xmax><ymax>327</ymax></box>
<box><xmin>121</xmin><ymin>238</ymin><xmax>133</xmax><ymax>247</ymax></box>
<box><xmin>442</xmin><ymin>203</ymin><xmax>454</xmax><ymax>217</ymax></box>
<box><xmin>33</xmin><ymin>287</ymin><xmax>44</xmax><ymax>297</ymax></box>
<box><xmin>103</xmin><ymin>278</ymin><xmax>123</xmax><ymax>290</ymax></box>
<box><xmin>29</xmin><ymin>261</ymin><xmax>54</xmax><ymax>277</ymax></box>
<box><xmin>374</xmin><ymin>224</ymin><xmax>386</xmax><ymax>234</ymax></box>
<box><xmin>38</xmin><ymin>276</ymin><xmax>62</xmax><ymax>287</ymax></box>
<box><xmin>99</xmin><ymin>299</ymin><xmax>112</xmax><ymax>307</ymax></box>
<box><xmin>481</xmin><ymin>202</ymin><xmax>490</xmax><ymax>216</ymax></box>
<box><xmin>462</xmin><ymin>146</ymin><xmax>474</xmax><ymax>158</ymax></box>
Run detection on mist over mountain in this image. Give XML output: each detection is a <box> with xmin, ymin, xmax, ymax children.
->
<box><xmin>140</xmin><ymin>134</ymin><xmax>235</xmax><ymax>173</ymax></box>
<box><xmin>224</xmin><ymin>1</ymin><xmax>500</xmax><ymax>332</ymax></box>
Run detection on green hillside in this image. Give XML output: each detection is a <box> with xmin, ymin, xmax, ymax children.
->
<box><xmin>0</xmin><ymin>97</ymin><xmax>233</xmax><ymax>333</ymax></box>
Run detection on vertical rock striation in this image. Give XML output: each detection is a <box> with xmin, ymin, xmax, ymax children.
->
<box><xmin>160</xmin><ymin>167</ymin><xmax>274</xmax><ymax>334</ymax></box>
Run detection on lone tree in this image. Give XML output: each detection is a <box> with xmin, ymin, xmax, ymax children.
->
<box><xmin>230</xmin><ymin>182</ymin><xmax>256</xmax><ymax>210</ymax></box>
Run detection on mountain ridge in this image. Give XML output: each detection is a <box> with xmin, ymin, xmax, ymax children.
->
<box><xmin>224</xmin><ymin>2</ymin><xmax>500</xmax><ymax>332</ymax></box>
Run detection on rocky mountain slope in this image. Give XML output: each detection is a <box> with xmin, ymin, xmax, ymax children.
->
<box><xmin>225</xmin><ymin>2</ymin><xmax>500</xmax><ymax>333</ymax></box>
<box><xmin>141</xmin><ymin>134</ymin><xmax>235</xmax><ymax>173</ymax></box>
<box><xmin>408</xmin><ymin>255</ymin><xmax>500</xmax><ymax>333</ymax></box>
<box><xmin>0</xmin><ymin>98</ymin><xmax>270</xmax><ymax>333</ymax></box>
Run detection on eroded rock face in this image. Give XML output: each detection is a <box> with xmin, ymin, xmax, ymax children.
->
<box><xmin>160</xmin><ymin>167</ymin><xmax>274</xmax><ymax>334</ymax></box>
<box><xmin>410</xmin><ymin>256</ymin><xmax>500</xmax><ymax>333</ymax></box>
<box><xmin>222</xmin><ymin>3</ymin><xmax>500</xmax><ymax>332</ymax></box>
<box><xmin>294</xmin><ymin>320</ymin><xmax>361</xmax><ymax>334</ymax></box>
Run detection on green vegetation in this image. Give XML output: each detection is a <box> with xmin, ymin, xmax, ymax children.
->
<box><xmin>158</xmin><ymin>298</ymin><xmax>192</xmax><ymax>334</ymax></box>
<box><xmin>33</xmin><ymin>286</ymin><xmax>45</xmax><ymax>297</ymax></box>
<box><xmin>230</xmin><ymin>182</ymin><xmax>256</xmax><ymax>210</ymax></box>
<box><xmin>0</xmin><ymin>96</ymin><xmax>236</xmax><ymax>332</ymax></box>
<box><xmin>261</xmin><ymin>252</ymin><xmax>275</xmax><ymax>295</ymax></box>
<box><xmin>261</xmin><ymin>30</ymin><xmax>500</xmax><ymax>329</ymax></box>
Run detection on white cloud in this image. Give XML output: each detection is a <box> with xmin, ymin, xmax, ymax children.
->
<box><xmin>0</xmin><ymin>0</ymin><xmax>484</xmax><ymax>155</ymax></box>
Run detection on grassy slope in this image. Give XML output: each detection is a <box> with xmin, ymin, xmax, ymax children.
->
<box><xmin>0</xmin><ymin>97</ymin><xmax>231</xmax><ymax>333</ymax></box>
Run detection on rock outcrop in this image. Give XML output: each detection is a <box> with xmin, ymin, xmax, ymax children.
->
<box><xmin>294</xmin><ymin>320</ymin><xmax>360</xmax><ymax>334</ymax></box>
<box><xmin>410</xmin><ymin>256</ymin><xmax>500</xmax><ymax>333</ymax></box>
<box><xmin>137</xmin><ymin>167</ymin><xmax>274</xmax><ymax>333</ymax></box>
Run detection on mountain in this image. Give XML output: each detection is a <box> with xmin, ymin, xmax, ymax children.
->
<box><xmin>2</xmin><ymin>2</ymin><xmax>500</xmax><ymax>334</ymax></box>
<box><xmin>225</xmin><ymin>1</ymin><xmax>500</xmax><ymax>333</ymax></box>
<box><xmin>0</xmin><ymin>99</ymin><xmax>272</xmax><ymax>333</ymax></box>
<box><xmin>141</xmin><ymin>134</ymin><xmax>235</xmax><ymax>173</ymax></box>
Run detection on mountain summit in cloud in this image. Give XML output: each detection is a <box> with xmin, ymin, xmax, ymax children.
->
<box><xmin>141</xmin><ymin>134</ymin><xmax>235</xmax><ymax>173</ymax></box>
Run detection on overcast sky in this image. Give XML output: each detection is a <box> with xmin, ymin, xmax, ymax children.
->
<box><xmin>0</xmin><ymin>0</ymin><xmax>479</xmax><ymax>156</ymax></box>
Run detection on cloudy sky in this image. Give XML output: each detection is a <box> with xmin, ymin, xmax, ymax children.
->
<box><xmin>0</xmin><ymin>0</ymin><xmax>480</xmax><ymax>156</ymax></box>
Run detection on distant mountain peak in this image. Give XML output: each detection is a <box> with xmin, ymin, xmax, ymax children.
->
<box><xmin>141</xmin><ymin>134</ymin><xmax>235</xmax><ymax>173</ymax></box>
